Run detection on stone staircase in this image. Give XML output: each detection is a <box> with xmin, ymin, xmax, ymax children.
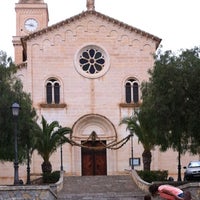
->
<box><xmin>57</xmin><ymin>175</ymin><xmax>147</xmax><ymax>200</ymax></box>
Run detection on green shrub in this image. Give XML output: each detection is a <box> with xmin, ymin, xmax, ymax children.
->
<box><xmin>42</xmin><ymin>170</ymin><xmax>60</xmax><ymax>183</ymax></box>
<box><xmin>137</xmin><ymin>170</ymin><xmax>168</xmax><ymax>183</ymax></box>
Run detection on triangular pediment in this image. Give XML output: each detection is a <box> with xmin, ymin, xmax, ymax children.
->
<box><xmin>21</xmin><ymin>10</ymin><xmax>161</xmax><ymax>48</ymax></box>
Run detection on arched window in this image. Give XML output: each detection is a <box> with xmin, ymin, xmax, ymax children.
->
<box><xmin>46</xmin><ymin>79</ymin><xmax>60</xmax><ymax>104</ymax></box>
<box><xmin>125</xmin><ymin>79</ymin><xmax>139</xmax><ymax>103</ymax></box>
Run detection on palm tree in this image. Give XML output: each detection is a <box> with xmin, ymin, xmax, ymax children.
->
<box><xmin>34</xmin><ymin>116</ymin><xmax>72</xmax><ymax>174</ymax></box>
<box><xmin>120</xmin><ymin>111</ymin><xmax>156</xmax><ymax>171</ymax></box>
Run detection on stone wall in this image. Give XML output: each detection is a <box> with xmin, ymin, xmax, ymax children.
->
<box><xmin>0</xmin><ymin>171</ymin><xmax>64</xmax><ymax>200</ymax></box>
<box><xmin>131</xmin><ymin>170</ymin><xmax>200</xmax><ymax>200</ymax></box>
<box><xmin>179</xmin><ymin>182</ymin><xmax>200</xmax><ymax>200</ymax></box>
<box><xmin>0</xmin><ymin>185</ymin><xmax>57</xmax><ymax>200</ymax></box>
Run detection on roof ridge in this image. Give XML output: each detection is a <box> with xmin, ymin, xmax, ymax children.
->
<box><xmin>22</xmin><ymin>10</ymin><xmax>161</xmax><ymax>48</ymax></box>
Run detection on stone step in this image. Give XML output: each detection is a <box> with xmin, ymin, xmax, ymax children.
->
<box><xmin>58</xmin><ymin>194</ymin><xmax>144</xmax><ymax>200</ymax></box>
<box><xmin>57</xmin><ymin>175</ymin><xmax>146</xmax><ymax>200</ymax></box>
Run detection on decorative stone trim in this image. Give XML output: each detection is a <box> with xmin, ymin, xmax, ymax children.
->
<box><xmin>119</xmin><ymin>102</ymin><xmax>141</xmax><ymax>108</ymax></box>
<box><xmin>40</xmin><ymin>103</ymin><xmax>67</xmax><ymax>108</ymax></box>
<box><xmin>21</xmin><ymin>10</ymin><xmax>161</xmax><ymax>48</ymax></box>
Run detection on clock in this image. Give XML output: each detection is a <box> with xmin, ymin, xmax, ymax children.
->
<box><xmin>24</xmin><ymin>18</ymin><xmax>38</xmax><ymax>32</ymax></box>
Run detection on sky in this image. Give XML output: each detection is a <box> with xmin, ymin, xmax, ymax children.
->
<box><xmin>1</xmin><ymin>0</ymin><xmax>200</xmax><ymax>59</ymax></box>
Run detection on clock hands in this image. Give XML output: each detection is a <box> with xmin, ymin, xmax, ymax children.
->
<box><xmin>25</xmin><ymin>23</ymin><xmax>35</xmax><ymax>27</ymax></box>
<box><xmin>24</xmin><ymin>19</ymin><xmax>38</xmax><ymax>31</ymax></box>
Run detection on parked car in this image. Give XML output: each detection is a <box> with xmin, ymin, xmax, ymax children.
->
<box><xmin>183</xmin><ymin>161</ymin><xmax>200</xmax><ymax>181</ymax></box>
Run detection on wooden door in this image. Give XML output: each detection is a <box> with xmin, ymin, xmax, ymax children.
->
<box><xmin>81</xmin><ymin>141</ymin><xmax>107</xmax><ymax>176</ymax></box>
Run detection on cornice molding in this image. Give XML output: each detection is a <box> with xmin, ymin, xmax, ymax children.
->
<box><xmin>21</xmin><ymin>10</ymin><xmax>161</xmax><ymax>48</ymax></box>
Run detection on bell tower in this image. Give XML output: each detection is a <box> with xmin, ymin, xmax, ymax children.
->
<box><xmin>13</xmin><ymin>0</ymin><xmax>49</xmax><ymax>64</ymax></box>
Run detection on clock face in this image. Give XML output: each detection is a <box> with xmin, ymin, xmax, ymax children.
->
<box><xmin>24</xmin><ymin>18</ymin><xmax>38</xmax><ymax>32</ymax></box>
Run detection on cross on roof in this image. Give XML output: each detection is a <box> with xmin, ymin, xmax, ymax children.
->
<box><xmin>87</xmin><ymin>0</ymin><xmax>95</xmax><ymax>11</ymax></box>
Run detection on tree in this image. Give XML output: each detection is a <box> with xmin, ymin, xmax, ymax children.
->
<box><xmin>120</xmin><ymin>110</ymin><xmax>156</xmax><ymax>171</ymax></box>
<box><xmin>0</xmin><ymin>51</ymin><xmax>38</xmax><ymax>163</ymax></box>
<box><xmin>34</xmin><ymin>116</ymin><xmax>72</xmax><ymax>174</ymax></box>
<box><xmin>140</xmin><ymin>47</ymin><xmax>200</xmax><ymax>180</ymax></box>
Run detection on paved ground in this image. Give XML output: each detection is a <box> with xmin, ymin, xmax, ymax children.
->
<box><xmin>57</xmin><ymin>175</ymin><xmax>148</xmax><ymax>200</ymax></box>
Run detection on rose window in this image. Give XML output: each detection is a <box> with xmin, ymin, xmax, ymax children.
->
<box><xmin>79</xmin><ymin>48</ymin><xmax>105</xmax><ymax>74</ymax></box>
<box><xmin>75</xmin><ymin>45</ymin><xmax>110</xmax><ymax>79</ymax></box>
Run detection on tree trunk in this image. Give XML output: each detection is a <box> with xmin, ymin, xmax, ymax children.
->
<box><xmin>142</xmin><ymin>150</ymin><xmax>152</xmax><ymax>171</ymax></box>
<box><xmin>41</xmin><ymin>161</ymin><xmax>52</xmax><ymax>174</ymax></box>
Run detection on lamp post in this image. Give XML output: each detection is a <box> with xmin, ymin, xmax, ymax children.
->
<box><xmin>177</xmin><ymin>150</ymin><xmax>182</xmax><ymax>181</ymax></box>
<box><xmin>11</xmin><ymin>102</ymin><xmax>20</xmax><ymax>185</ymax></box>
<box><xmin>26</xmin><ymin>149</ymin><xmax>31</xmax><ymax>185</ymax></box>
<box><xmin>60</xmin><ymin>142</ymin><xmax>63</xmax><ymax>171</ymax></box>
<box><xmin>130</xmin><ymin>131</ymin><xmax>134</xmax><ymax>170</ymax></box>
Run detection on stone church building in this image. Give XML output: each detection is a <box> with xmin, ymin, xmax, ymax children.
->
<box><xmin>0</xmin><ymin>0</ymin><xmax>198</xmax><ymax>184</ymax></box>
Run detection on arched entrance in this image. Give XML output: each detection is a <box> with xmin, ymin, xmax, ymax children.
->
<box><xmin>72</xmin><ymin>114</ymin><xmax>117</xmax><ymax>176</ymax></box>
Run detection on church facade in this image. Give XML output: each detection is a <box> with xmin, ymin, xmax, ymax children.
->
<box><xmin>0</xmin><ymin>0</ymin><xmax>198</xmax><ymax>184</ymax></box>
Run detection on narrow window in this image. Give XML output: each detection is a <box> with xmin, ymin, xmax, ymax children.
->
<box><xmin>54</xmin><ymin>82</ymin><xmax>60</xmax><ymax>104</ymax></box>
<box><xmin>125</xmin><ymin>79</ymin><xmax>139</xmax><ymax>104</ymax></box>
<box><xmin>47</xmin><ymin>82</ymin><xmax>52</xmax><ymax>104</ymax></box>
<box><xmin>125</xmin><ymin>82</ymin><xmax>131</xmax><ymax>103</ymax></box>
<box><xmin>46</xmin><ymin>79</ymin><xmax>60</xmax><ymax>104</ymax></box>
<box><xmin>133</xmin><ymin>82</ymin><xmax>139</xmax><ymax>103</ymax></box>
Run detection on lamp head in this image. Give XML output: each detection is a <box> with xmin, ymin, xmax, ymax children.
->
<box><xmin>11</xmin><ymin>103</ymin><xmax>20</xmax><ymax>117</ymax></box>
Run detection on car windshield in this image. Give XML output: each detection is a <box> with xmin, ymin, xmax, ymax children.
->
<box><xmin>188</xmin><ymin>161</ymin><xmax>200</xmax><ymax>168</ymax></box>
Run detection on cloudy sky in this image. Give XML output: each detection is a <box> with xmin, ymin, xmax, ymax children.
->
<box><xmin>1</xmin><ymin>0</ymin><xmax>200</xmax><ymax>58</ymax></box>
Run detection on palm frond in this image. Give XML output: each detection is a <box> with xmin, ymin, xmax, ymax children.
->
<box><xmin>34</xmin><ymin>116</ymin><xmax>72</xmax><ymax>163</ymax></box>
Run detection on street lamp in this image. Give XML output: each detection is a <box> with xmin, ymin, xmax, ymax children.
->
<box><xmin>130</xmin><ymin>131</ymin><xmax>134</xmax><ymax>170</ymax></box>
<box><xmin>11</xmin><ymin>102</ymin><xmax>20</xmax><ymax>185</ymax></box>
<box><xmin>60</xmin><ymin>142</ymin><xmax>63</xmax><ymax>171</ymax></box>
